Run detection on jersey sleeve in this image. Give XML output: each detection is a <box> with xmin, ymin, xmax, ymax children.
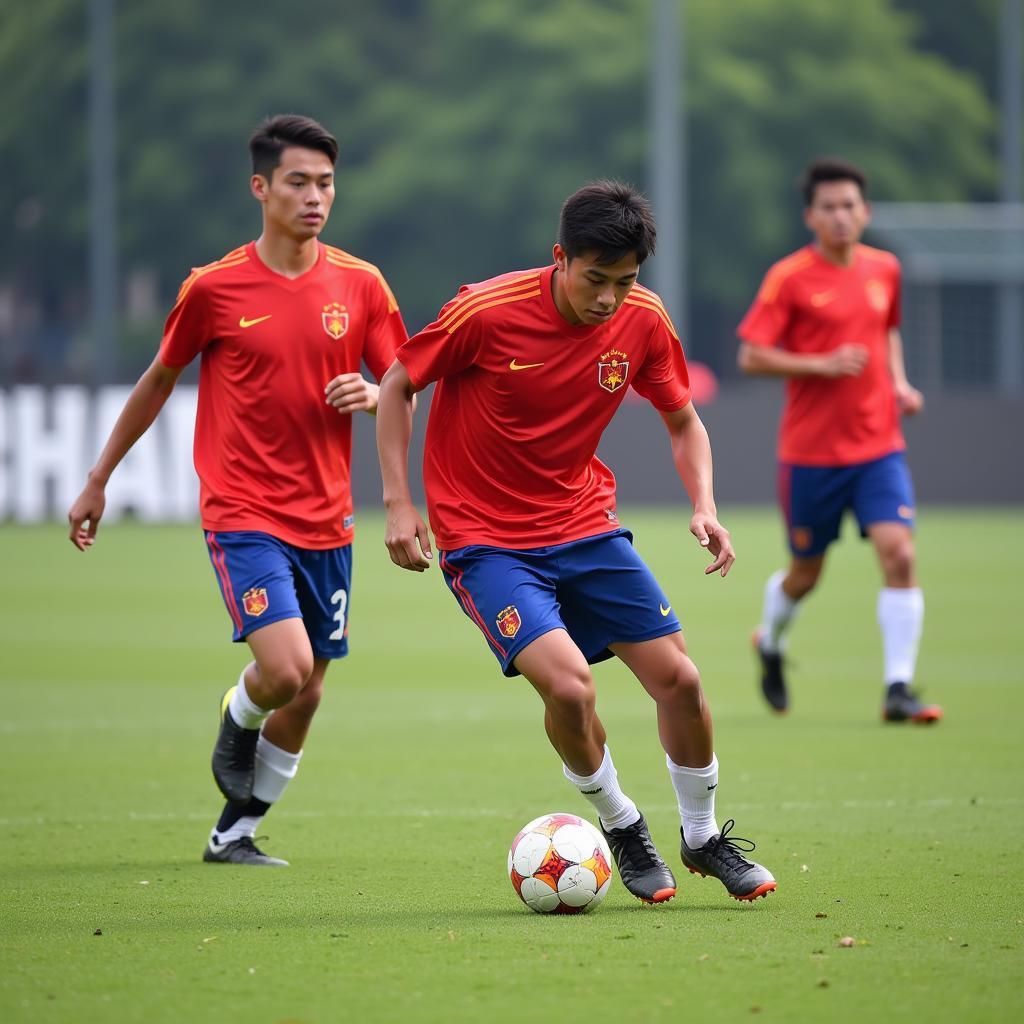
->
<box><xmin>737</xmin><ymin>267</ymin><xmax>794</xmax><ymax>348</ymax></box>
<box><xmin>631</xmin><ymin>318</ymin><xmax>692</xmax><ymax>412</ymax></box>
<box><xmin>159</xmin><ymin>273</ymin><xmax>215</xmax><ymax>367</ymax></box>
<box><xmin>887</xmin><ymin>259</ymin><xmax>902</xmax><ymax>329</ymax></box>
<box><xmin>361</xmin><ymin>272</ymin><xmax>409</xmax><ymax>381</ymax></box>
<box><xmin>394</xmin><ymin>288</ymin><xmax>484</xmax><ymax>389</ymax></box>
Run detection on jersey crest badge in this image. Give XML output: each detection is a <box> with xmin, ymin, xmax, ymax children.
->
<box><xmin>598</xmin><ymin>349</ymin><xmax>629</xmax><ymax>393</ymax></box>
<box><xmin>242</xmin><ymin>587</ymin><xmax>270</xmax><ymax>617</ymax></box>
<box><xmin>322</xmin><ymin>302</ymin><xmax>349</xmax><ymax>340</ymax></box>
<box><xmin>496</xmin><ymin>605</ymin><xmax>522</xmax><ymax>638</ymax></box>
<box><xmin>790</xmin><ymin>527</ymin><xmax>813</xmax><ymax>553</ymax></box>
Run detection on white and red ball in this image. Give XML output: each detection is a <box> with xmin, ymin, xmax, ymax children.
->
<box><xmin>507</xmin><ymin>812</ymin><xmax>613</xmax><ymax>914</ymax></box>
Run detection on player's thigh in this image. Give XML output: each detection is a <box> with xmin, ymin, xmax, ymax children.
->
<box><xmin>609</xmin><ymin>631</ymin><xmax>702</xmax><ymax>704</ymax></box>
<box><xmin>780</xmin><ymin>462</ymin><xmax>858</xmax><ymax>557</ymax></box>
<box><xmin>558</xmin><ymin>531</ymin><xmax>681</xmax><ymax>664</ymax></box>
<box><xmin>852</xmin><ymin>451</ymin><xmax>916</xmax><ymax>536</ymax></box>
<box><xmin>204</xmin><ymin>530</ymin><xmax>304</xmax><ymax>642</ymax></box>
<box><xmin>513</xmin><ymin>628</ymin><xmax>596</xmax><ymax>708</ymax></box>
<box><xmin>438</xmin><ymin>546</ymin><xmax>565</xmax><ymax>678</ymax></box>
<box><xmin>245</xmin><ymin>617</ymin><xmax>315</xmax><ymax>686</ymax></box>
<box><xmin>289</xmin><ymin>544</ymin><xmax>353</xmax><ymax>660</ymax></box>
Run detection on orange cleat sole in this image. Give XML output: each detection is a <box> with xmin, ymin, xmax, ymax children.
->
<box><xmin>639</xmin><ymin>887</ymin><xmax>677</xmax><ymax>904</ymax></box>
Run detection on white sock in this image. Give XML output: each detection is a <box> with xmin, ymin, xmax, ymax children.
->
<box><xmin>877</xmin><ymin>587</ymin><xmax>924</xmax><ymax>684</ymax></box>
<box><xmin>562</xmin><ymin>746</ymin><xmax>640</xmax><ymax>831</ymax></box>
<box><xmin>667</xmin><ymin>754</ymin><xmax>720</xmax><ymax>848</ymax></box>
<box><xmin>759</xmin><ymin>570</ymin><xmax>800</xmax><ymax>654</ymax></box>
<box><xmin>252</xmin><ymin>734</ymin><xmax>302</xmax><ymax>803</ymax></box>
<box><xmin>212</xmin><ymin>816</ymin><xmax>263</xmax><ymax>846</ymax></box>
<box><xmin>228</xmin><ymin>666</ymin><xmax>271</xmax><ymax>730</ymax></box>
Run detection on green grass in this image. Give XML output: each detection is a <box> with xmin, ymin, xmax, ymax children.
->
<box><xmin>1</xmin><ymin>508</ymin><xmax>1021</xmax><ymax>1024</ymax></box>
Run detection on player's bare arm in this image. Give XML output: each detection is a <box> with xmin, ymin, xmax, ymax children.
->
<box><xmin>660</xmin><ymin>402</ymin><xmax>736</xmax><ymax>577</ymax></box>
<box><xmin>738</xmin><ymin>340</ymin><xmax>868</xmax><ymax>379</ymax></box>
<box><xmin>67</xmin><ymin>356</ymin><xmax>184</xmax><ymax>551</ymax></box>
<box><xmin>324</xmin><ymin>372</ymin><xmax>380</xmax><ymax>415</ymax></box>
<box><xmin>376</xmin><ymin>360</ymin><xmax>433</xmax><ymax>571</ymax></box>
<box><xmin>887</xmin><ymin>328</ymin><xmax>924</xmax><ymax>415</ymax></box>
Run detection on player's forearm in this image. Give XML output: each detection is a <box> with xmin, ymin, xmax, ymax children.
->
<box><xmin>376</xmin><ymin>364</ymin><xmax>417</xmax><ymax>506</ymax></box>
<box><xmin>887</xmin><ymin>329</ymin><xmax>909</xmax><ymax>387</ymax></box>
<box><xmin>669</xmin><ymin>410</ymin><xmax>717</xmax><ymax>517</ymax></box>
<box><xmin>88</xmin><ymin>357</ymin><xmax>181</xmax><ymax>485</ymax></box>
<box><xmin>737</xmin><ymin>342</ymin><xmax>829</xmax><ymax>378</ymax></box>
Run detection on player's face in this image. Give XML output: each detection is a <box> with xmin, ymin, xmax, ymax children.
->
<box><xmin>252</xmin><ymin>146</ymin><xmax>336</xmax><ymax>241</ymax></box>
<box><xmin>804</xmin><ymin>180</ymin><xmax>870</xmax><ymax>250</ymax></box>
<box><xmin>552</xmin><ymin>245</ymin><xmax>640</xmax><ymax>326</ymax></box>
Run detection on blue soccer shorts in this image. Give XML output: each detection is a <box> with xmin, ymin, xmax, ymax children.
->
<box><xmin>438</xmin><ymin>528</ymin><xmax>682</xmax><ymax>678</ymax></box>
<box><xmin>204</xmin><ymin>531</ymin><xmax>352</xmax><ymax>659</ymax></box>
<box><xmin>779</xmin><ymin>450</ymin><xmax>916</xmax><ymax>558</ymax></box>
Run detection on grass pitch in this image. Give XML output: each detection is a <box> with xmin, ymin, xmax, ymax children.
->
<box><xmin>1</xmin><ymin>508</ymin><xmax>1021</xmax><ymax>1023</ymax></box>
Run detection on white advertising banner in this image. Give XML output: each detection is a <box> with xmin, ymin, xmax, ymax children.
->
<box><xmin>0</xmin><ymin>386</ymin><xmax>200</xmax><ymax>522</ymax></box>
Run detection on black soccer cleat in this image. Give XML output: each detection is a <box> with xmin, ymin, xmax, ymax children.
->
<box><xmin>883</xmin><ymin>682</ymin><xmax>943</xmax><ymax>724</ymax></box>
<box><xmin>600</xmin><ymin>813</ymin><xmax>676</xmax><ymax>904</ymax></box>
<box><xmin>753</xmin><ymin>630</ymin><xmax>788</xmax><ymax>713</ymax></box>
<box><xmin>203</xmin><ymin>835</ymin><xmax>288</xmax><ymax>867</ymax></box>
<box><xmin>211</xmin><ymin>686</ymin><xmax>260</xmax><ymax>803</ymax></box>
<box><xmin>680</xmin><ymin>819</ymin><xmax>777</xmax><ymax>902</ymax></box>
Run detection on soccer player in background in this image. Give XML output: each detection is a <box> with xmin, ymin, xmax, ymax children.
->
<box><xmin>376</xmin><ymin>181</ymin><xmax>776</xmax><ymax>905</ymax></box>
<box><xmin>737</xmin><ymin>157</ymin><xmax>942</xmax><ymax>724</ymax></box>
<box><xmin>67</xmin><ymin>114</ymin><xmax>408</xmax><ymax>865</ymax></box>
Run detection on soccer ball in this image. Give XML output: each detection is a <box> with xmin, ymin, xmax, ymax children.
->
<box><xmin>507</xmin><ymin>812</ymin><xmax>613</xmax><ymax>914</ymax></box>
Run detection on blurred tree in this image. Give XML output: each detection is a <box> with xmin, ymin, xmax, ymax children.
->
<box><xmin>0</xmin><ymin>0</ymin><xmax>997</xmax><ymax>378</ymax></box>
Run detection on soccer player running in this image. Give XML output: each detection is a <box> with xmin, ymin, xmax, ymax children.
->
<box><xmin>376</xmin><ymin>181</ymin><xmax>776</xmax><ymax>904</ymax></box>
<box><xmin>738</xmin><ymin>157</ymin><xmax>942</xmax><ymax>724</ymax></box>
<box><xmin>67</xmin><ymin>115</ymin><xmax>408</xmax><ymax>865</ymax></box>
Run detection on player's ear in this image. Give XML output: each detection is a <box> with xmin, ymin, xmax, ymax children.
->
<box><xmin>251</xmin><ymin>174</ymin><xmax>270</xmax><ymax>202</ymax></box>
<box><xmin>553</xmin><ymin>243</ymin><xmax>568</xmax><ymax>273</ymax></box>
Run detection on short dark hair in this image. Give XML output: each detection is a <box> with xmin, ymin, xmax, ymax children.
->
<box><xmin>801</xmin><ymin>157</ymin><xmax>867</xmax><ymax>206</ymax></box>
<box><xmin>249</xmin><ymin>114</ymin><xmax>338</xmax><ymax>180</ymax></box>
<box><xmin>558</xmin><ymin>180</ymin><xmax>657</xmax><ymax>265</ymax></box>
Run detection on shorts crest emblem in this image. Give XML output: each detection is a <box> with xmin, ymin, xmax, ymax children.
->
<box><xmin>790</xmin><ymin>527</ymin><xmax>813</xmax><ymax>552</ymax></box>
<box><xmin>322</xmin><ymin>302</ymin><xmax>349</xmax><ymax>340</ymax></box>
<box><xmin>496</xmin><ymin>605</ymin><xmax>522</xmax><ymax>638</ymax></box>
<box><xmin>242</xmin><ymin>587</ymin><xmax>269</xmax><ymax>617</ymax></box>
<box><xmin>598</xmin><ymin>349</ymin><xmax>629</xmax><ymax>393</ymax></box>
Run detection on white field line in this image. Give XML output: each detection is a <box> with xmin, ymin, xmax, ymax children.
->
<box><xmin>0</xmin><ymin>796</ymin><xmax>1019</xmax><ymax>830</ymax></box>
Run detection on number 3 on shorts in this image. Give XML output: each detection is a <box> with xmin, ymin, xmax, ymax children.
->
<box><xmin>329</xmin><ymin>588</ymin><xmax>348</xmax><ymax>641</ymax></box>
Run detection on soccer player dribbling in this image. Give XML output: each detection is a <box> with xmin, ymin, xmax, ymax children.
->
<box><xmin>67</xmin><ymin>115</ymin><xmax>408</xmax><ymax>865</ymax></box>
<box><xmin>376</xmin><ymin>181</ymin><xmax>776</xmax><ymax>904</ymax></box>
<box><xmin>738</xmin><ymin>157</ymin><xmax>942</xmax><ymax>724</ymax></box>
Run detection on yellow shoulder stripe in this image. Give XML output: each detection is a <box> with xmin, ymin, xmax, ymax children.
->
<box><xmin>326</xmin><ymin>250</ymin><xmax>400</xmax><ymax>314</ymax></box>
<box><xmin>623</xmin><ymin>296</ymin><xmax>680</xmax><ymax>340</ymax></box>
<box><xmin>438</xmin><ymin>274</ymin><xmax>541</xmax><ymax>331</ymax></box>
<box><xmin>759</xmin><ymin>250</ymin><xmax>814</xmax><ymax>304</ymax></box>
<box><xmin>176</xmin><ymin>253</ymin><xmax>249</xmax><ymax>302</ymax></box>
<box><xmin>445</xmin><ymin>288</ymin><xmax>542</xmax><ymax>334</ymax></box>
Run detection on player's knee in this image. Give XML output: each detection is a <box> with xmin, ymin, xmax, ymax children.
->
<box><xmin>292</xmin><ymin>675</ymin><xmax>324</xmax><ymax>718</ymax></box>
<box><xmin>662</xmin><ymin>656</ymin><xmax>704</xmax><ymax>712</ymax></box>
<box><xmin>881</xmin><ymin>541</ymin><xmax>915</xmax><ymax>585</ymax></box>
<box><xmin>261</xmin><ymin>655</ymin><xmax>315</xmax><ymax>703</ymax></box>
<box><xmin>547</xmin><ymin>671</ymin><xmax>596</xmax><ymax>734</ymax></box>
<box><xmin>788</xmin><ymin>565</ymin><xmax>821</xmax><ymax>598</ymax></box>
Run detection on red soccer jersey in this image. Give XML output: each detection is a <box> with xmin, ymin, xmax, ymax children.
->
<box><xmin>397</xmin><ymin>265</ymin><xmax>691</xmax><ymax>550</ymax></box>
<box><xmin>160</xmin><ymin>241</ymin><xmax>407</xmax><ymax>548</ymax></box>
<box><xmin>737</xmin><ymin>243</ymin><xmax>903</xmax><ymax>466</ymax></box>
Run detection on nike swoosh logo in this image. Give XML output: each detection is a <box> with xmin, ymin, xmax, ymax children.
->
<box><xmin>810</xmin><ymin>291</ymin><xmax>835</xmax><ymax>307</ymax></box>
<box><xmin>509</xmin><ymin>359</ymin><xmax>544</xmax><ymax>371</ymax></box>
<box><xmin>239</xmin><ymin>314</ymin><xmax>272</xmax><ymax>328</ymax></box>
<box><xmin>659</xmin><ymin>603</ymin><xmax>672</xmax><ymax>617</ymax></box>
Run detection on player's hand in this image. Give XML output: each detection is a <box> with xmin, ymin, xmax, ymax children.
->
<box><xmin>821</xmin><ymin>344</ymin><xmax>869</xmax><ymax>378</ymax></box>
<box><xmin>895</xmin><ymin>380</ymin><xmax>924</xmax><ymax>416</ymax></box>
<box><xmin>384</xmin><ymin>500</ymin><xmax>434</xmax><ymax>572</ymax></box>
<box><xmin>68</xmin><ymin>479</ymin><xmax>106</xmax><ymax>551</ymax></box>
<box><xmin>690</xmin><ymin>512</ymin><xmax>735</xmax><ymax>577</ymax></box>
<box><xmin>325</xmin><ymin>373</ymin><xmax>380</xmax><ymax>414</ymax></box>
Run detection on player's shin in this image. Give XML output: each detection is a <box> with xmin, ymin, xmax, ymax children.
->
<box><xmin>759</xmin><ymin>570</ymin><xmax>801</xmax><ymax>653</ymax></box>
<box><xmin>877</xmin><ymin>587</ymin><xmax>924</xmax><ymax>684</ymax></box>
